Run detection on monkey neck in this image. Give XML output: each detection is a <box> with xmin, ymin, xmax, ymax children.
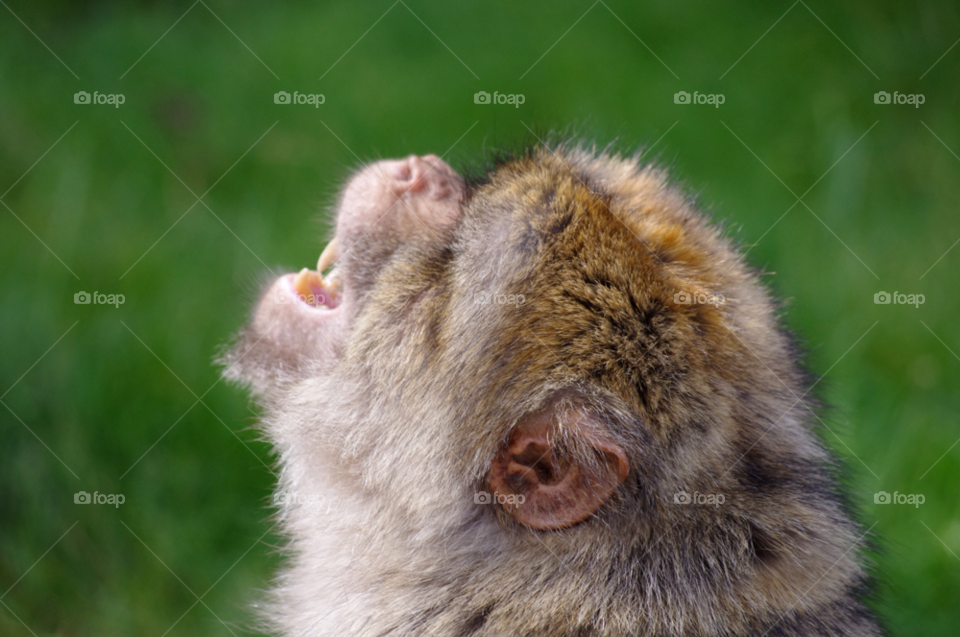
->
<box><xmin>269</xmin><ymin>493</ymin><xmax>877</xmax><ymax>637</ymax></box>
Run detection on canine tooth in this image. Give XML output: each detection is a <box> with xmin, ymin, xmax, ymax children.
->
<box><xmin>317</xmin><ymin>237</ymin><xmax>339</xmax><ymax>273</ymax></box>
<box><xmin>293</xmin><ymin>267</ymin><xmax>325</xmax><ymax>301</ymax></box>
<box><xmin>293</xmin><ymin>268</ymin><xmax>312</xmax><ymax>298</ymax></box>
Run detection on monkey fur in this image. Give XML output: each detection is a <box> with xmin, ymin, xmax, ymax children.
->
<box><xmin>224</xmin><ymin>145</ymin><xmax>882</xmax><ymax>636</ymax></box>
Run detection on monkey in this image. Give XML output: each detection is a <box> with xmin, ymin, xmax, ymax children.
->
<box><xmin>223</xmin><ymin>145</ymin><xmax>883</xmax><ymax>636</ymax></box>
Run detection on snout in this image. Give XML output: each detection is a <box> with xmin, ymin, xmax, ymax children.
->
<box><xmin>336</xmin><ymin>154</ymin><xmax>464</xmax><ymax>241</ymax></box>
<box><xmin>249</xmin><ymin>154</ymin><xmax>464</xmax><ymax>371</ymax></box>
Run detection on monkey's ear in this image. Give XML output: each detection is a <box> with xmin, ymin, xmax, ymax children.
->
<box><xmin>488</xmin><ymin>406</ymin><xmax>629</xmax><ymax>530</ymax></box>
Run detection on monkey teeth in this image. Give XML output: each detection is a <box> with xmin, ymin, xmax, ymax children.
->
<box><xmin>292</xmin><ymin>266</ymin><xmax>341</xmax><ymax>309</ymax></box>
<box><xmin>285</xmin><ymin>238</ymin><xmax>342</xmax><ymax>309</ymax></box>
<box><xmin>317</xmin><ymin>237</ymin><xmax>339</xmax><ymax>273</ymax></box>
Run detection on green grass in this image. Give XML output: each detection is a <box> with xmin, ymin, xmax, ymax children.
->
<box><xmin>1</xmin><ymin>1</ymin><xmax>958</xmax><ymax>634</ymax></box>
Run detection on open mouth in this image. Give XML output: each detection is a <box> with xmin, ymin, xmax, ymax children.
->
<box><xmin>287</xmin><ymin>237</ymin><xmax>342</xmax><ymax>310</ymax></box>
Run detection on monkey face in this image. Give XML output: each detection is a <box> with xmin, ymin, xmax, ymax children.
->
<box><xmin>226</xmin><ymin>147</ymin><xmax>878</xmax><ymax>636</ymax></box>
<box><xmin>240</xmin><ymin>154</ymin><xmax>464</xmax><ymax>382</ymax></box>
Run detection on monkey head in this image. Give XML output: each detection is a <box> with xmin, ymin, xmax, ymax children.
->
<box><xmin>225</xmin><ymin>147</ymin><xmax>880</xmax><ymax>636</ymax></box>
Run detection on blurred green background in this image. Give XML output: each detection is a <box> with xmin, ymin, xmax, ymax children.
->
<box><xmin>1</xmin><ymin>1</ymin><xmax>958</xmax><ymax>634</ymax></box>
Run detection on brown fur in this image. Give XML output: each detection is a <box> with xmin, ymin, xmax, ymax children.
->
<box><xmin>225</xmin><ymin>145</ymin><xmax>881</xmax><ymax>636</ymax></box>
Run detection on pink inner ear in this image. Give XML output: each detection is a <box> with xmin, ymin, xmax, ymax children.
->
<box><xmin>507</xmin><ymin>437</ymin><xmax>566</xmax><ymax>486</ymax></box>
<box><xmin>488</xmin><ymin>401</ymin><xmax>629</xmax><ymax>530</ymax></box>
